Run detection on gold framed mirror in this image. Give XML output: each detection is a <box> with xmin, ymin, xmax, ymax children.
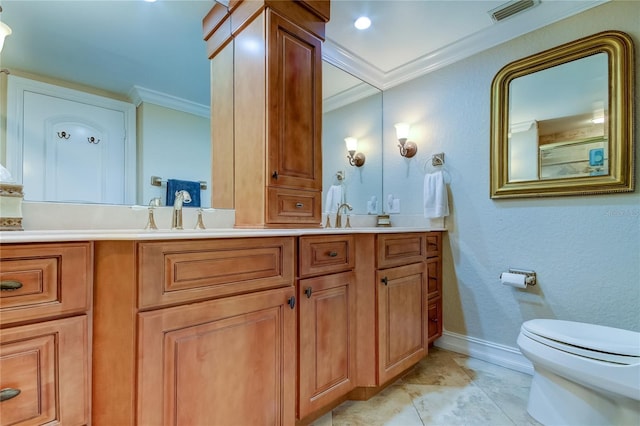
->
<box><xmin>490</xmin><ymin>30</ymin><xmax>634</xmax><ymax>198</ymax></box>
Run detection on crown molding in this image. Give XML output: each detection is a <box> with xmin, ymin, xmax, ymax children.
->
<box><xmin>323</xmin><ymin>0</ymin><xmax>607</xmax><ymax>91</ymax></box>
<box><xmin>128</xmin><ymin>85</ymin><xmax>210</xmax><ymax>118</ymax></box>
<box><xmin>323</xmin><ymin>81</ymin><xmax>381</xmax><ymax>113</ymax></box>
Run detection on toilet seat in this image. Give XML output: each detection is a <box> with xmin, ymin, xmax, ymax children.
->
<box><xmin>521</xmin><ymin>319</ymin><xmax>640</xmax><ymax>365</ymax></box>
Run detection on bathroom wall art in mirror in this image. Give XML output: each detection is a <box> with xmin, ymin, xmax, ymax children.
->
<box><xmin>490</xmin><ymin>31</ymin><xmax>634</xmax><ymax>198</ymax></box>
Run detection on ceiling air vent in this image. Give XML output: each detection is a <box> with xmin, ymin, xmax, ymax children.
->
<box><xmin>489</xmin><ymin>0</ymin><xmax>540</xmax><ymax>22</ymax></box>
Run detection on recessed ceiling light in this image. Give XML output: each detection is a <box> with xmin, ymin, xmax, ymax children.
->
<box><xmin>354</xmin><ymin>16</ymin><xmax>371</xmax><ymax>30</ymax></box>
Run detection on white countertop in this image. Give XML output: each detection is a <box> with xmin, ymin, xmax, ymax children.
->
<box><xmin>0</xmin><ymin>226</ymin><xmax>445</xmax><ymax>243</ymax></box>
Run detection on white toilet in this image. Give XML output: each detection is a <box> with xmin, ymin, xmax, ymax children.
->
<box><xmin>517</xmin><ymin>319</ymin><xmax>640</xmax><ymax>425</ymax></box>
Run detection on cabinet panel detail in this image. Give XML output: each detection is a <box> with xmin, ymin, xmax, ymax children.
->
<box><xmin>299</xmin><ymin>271</ymin><xmax>355</xmax><ymax>418</ymax></box>
<box><xmin>267</xmin><ymin>188</ymin><xmax>321</xmax><ymax>224</ymax></box>
<box><xmin>139</xmin><ymin>237</ymin><xmax>295</xmax><ymax>308</ymax></box>
<box><xmin>428</xmin><ymin>298</ymin><xmax>443</xmax><ymax>344</ymax></box>
<box><xmin>299</xmin><ymin>235</ymin><xmax>355</xmax><ymax>277</ymax></box>
<box><xmin>0</xmin><ymin>315</ymin><xmax>90</xmax><ymax>426</ymax></box>
<box><xmin>426</xmin><ymin>233</ymin><xmax>441</xmax><ymax>259</ymax></box>
<box><xmin>0</xmin><ymin>243</ymin><xmax>92</xmax><ymax>325</ymax></box>
<box><xmin>377</xmin><ymin>234</ymin><xmax>427</xmax><ymax>269</ymax></box>
<box><xmin>137</xmin><ymin>286</ymin><xmax>296</xmax><ymax>426</ymax></box>
<box><xmin>377</xmin><ymin>262</ymin><xmax>427</xmax><ymax>384</ymax></box>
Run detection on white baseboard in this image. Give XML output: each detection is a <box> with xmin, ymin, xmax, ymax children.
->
<box><xmin>434</xmin><ymin>330</ymin><xmax>534</xmax><ymax>375</ymax></box>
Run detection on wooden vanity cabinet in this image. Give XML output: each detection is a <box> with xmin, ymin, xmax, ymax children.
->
<box><xmin>93</xmin><ymin>237</ymin><xmax>297</xmax><ymax>425</ymax></box>
<box><xmin>205</xmin><ymin>1</ymin><xmax>328</xmax><ymax>228</ymax></box>
<box><xmin>297</xmin><ymin>235</ymin><xmax>356</xmax><ymax>420</ymax></box>
<box><xmin>375</xmin><ymin>233</ymin><xmax>429</xmax><ymax>385</ymax></box>
<box><xmin>0</xmin><ymin>242</ymin><xmax>92</xmax><ymax>426</ymax></box>
<box><xmin>352</xmin><ymin>232</ymin><xmax>443</xmax><ymax>398</ymax></box>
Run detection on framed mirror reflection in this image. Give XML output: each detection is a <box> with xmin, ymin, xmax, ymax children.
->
<box><xmin>490</xmin><ymin>30</ymin><xmax>635</xmax><ymax>198</ymax></box>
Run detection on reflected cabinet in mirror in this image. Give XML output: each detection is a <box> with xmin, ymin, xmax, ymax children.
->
<box><xmin>490</xmin><ymin>31</ymin><xmax>635</xmax><ymax>198</ymax></box>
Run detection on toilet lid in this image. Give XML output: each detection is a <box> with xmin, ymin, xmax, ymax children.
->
<box><xmin>522</xmin><ymin>319</ymin><xmax>640</xmax><ymax>361</ymax></box>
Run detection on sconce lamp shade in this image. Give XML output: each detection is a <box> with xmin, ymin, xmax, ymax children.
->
<box><xmin>0</xmin><ymin>21</ymin><xmax>11</xmax><ymax>52</ymax></box>
<box><xmin>344</xmin><ymin>137</ymin><xmax>365</xmax><ymax>167</ymax></box>
<box><xmin>344</xmin><ymin>137</ymin><xmax>358</xmax><ymax>152</ymax></box>
<box><xmin>394</xmin><ymin>122</ymin><xmax>417</xmax><ymax>158</ymax></box>
<box><xmin>394</xmin><ymin>123</ymin><xmax>411</xmax><ymax>141</ymax></box>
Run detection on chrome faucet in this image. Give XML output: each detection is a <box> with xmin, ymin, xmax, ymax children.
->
<box><xmin>171</xmin><ymin>190</ymin><xmax>192</xmax><ymax>230</ymax></box>
<box><xmin>335</xmin><ymin>203</ymin><xmax>353</xmax><ymax>228</ymax></box>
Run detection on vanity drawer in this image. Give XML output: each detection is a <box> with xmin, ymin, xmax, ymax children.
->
<box><xmin>426</xmin><ymin>232</ymin><xmax>442</xmax><ymax>258</ymax></box>
<box><xmin>0</xmin><ymin>242</ymin><xmax>92</xmax><ymax>325</ymax></box>
<box><xmin>427</xmin><ymin>257</ymin><xmax>441</xmax><ymax>299</ymax></box>
<box><xmin>376</xmin><ymin>233</ymin><xmax>427</xmax><ymax>269</ymax></box>
<box><xmin>267</xmin><ymin>187</ymin><xmax>321</xmax><ymax>225</ymax></box>
<box><xmin>0</xmin><ymin>315</ymin><xmax>90</xmax><ymax>426</ymax></box>
<box><xmin>138</xmin><ymin>237</ymin><xmax>295</xmax><ymax>309</ymax></box>
<box><xmin>299</xmin><ymin>235</ymin><xmax>355</xmax><ymax>277</ymax></box>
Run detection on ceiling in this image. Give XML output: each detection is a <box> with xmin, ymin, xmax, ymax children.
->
<box><xmin>0</xmin><ymin>0</ymin><xmax>606</xmax><ymax>108</ymax></box>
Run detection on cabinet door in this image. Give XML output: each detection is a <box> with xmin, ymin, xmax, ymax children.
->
<box><xmin>377</xmin><ymin>262</ymin><xmax>427</xmax><ymax>384</ymax></box>
<box><xmin>137</xmin><ymin>287</ymin><xmax>296</xmax><ymax>426</ymax></box>
<box><xmin>0</xmin><ymin>315</ymin><xmax>90</xmax><ymax>426</ymax></box>
<box><xmin>299</xmin><ymin>272</ymin><xmax>355</xmax><ymax>418</ymax></box>
<box><xmin>267</xmin><ymin>10</ymin><xmax>322</xmax><ymax>192</ymax></box>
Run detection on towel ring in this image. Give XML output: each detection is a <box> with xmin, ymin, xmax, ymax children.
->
<box><xmin>423</xmin><ymin>153</ymin><xmax>451</xmax><ymax>183</ymax></box>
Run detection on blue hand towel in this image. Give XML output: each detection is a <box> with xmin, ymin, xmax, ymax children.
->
<box><xmin>166</xmin><ymin>179</ymin><xmax>201</xmax><ymax>207</ymax></box>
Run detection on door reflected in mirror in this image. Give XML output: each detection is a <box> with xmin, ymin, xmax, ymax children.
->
<box><xmin>491</xmin><ymin>31</ymin><xmax>634</xmax><ymax>198</ymax></box>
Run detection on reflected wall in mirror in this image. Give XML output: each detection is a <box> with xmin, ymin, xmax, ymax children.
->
<box><xmin>0</xmin><ymin>0</ymin><xmax>212</xmax><ymax>206</ymax></box>
<box><xmin>490</xmin><ymin>31</ymin><xmax>634</xmax><ymax>198</ymax></box>
<box><xmin>322</xmin><ymin>62</ymin><xmax>382</xmax><ymax>216</ymax></box>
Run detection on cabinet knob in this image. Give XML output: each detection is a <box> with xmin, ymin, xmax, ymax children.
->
<box><xmin>287</xmin><ymin>296</ymin><xmax>296</xmax><ymax>309</ymax></box>
<box><xmin>304</xmin><ymin>287</ymin><xmax>313</xmax><ymax>298</ymax></box>
<box><xmin>430</xmin><ymin>317</ymin><xmax>439</xmax><ymax>323</ymax></box>
<box><xmin>381</xmin><ymin>277</ymin><xmax>388</xmax><ymax>286</ymax></box>
<box><xmin>328</xmin><ymin>251</ymin><xmax>338</xmax><ymax>257</ymax></box>
<box><xmin>295</xmin><ymin>202</ymin><xmax>304</xmax><ymax>208</ymax></box>
<box><xmin>0</xmin><ymin>388</ymin><xmax>21</xmax><ymax>402</ymax></box>
<box><xmin>1</xmin><ymin>280</ymin><xmax>22</xmax><ymax>291</ymax></box>
<box><xmin>272</xmin><ymin>171</ymin><xmax>279</xmax><ymax>180</ymax></box>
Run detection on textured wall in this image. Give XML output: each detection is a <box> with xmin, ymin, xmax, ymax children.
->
<box><xmin>383</xmin><ymin>0</ymin><xmax>640</xmax><ymax>347</ymax></box>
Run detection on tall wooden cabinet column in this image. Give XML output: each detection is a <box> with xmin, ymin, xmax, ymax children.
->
<box><xmin>204</xmin><ymin>1</ymin><xmax>330</xmax><ymax>228</ymax></box>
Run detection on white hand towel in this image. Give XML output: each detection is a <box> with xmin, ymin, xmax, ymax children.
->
<box><xmin>325</xmin><ymin>185</ymin><xmax>343</xmax><ymax>214</ymax></box>
<box><xmin>424</xmin><ymin>171</ymin><xmax>449</xmax><ymax>218</ymax></box>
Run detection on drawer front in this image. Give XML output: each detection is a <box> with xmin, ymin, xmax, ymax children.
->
<box><xmin>427</xmin><ymin>298</ymin><xmax>442</xmax><ymax>344</ymax></box>
<box><xmin>0</xmin><ymin>243</ymin><xmax>92</xmax><ymax>325</ymax></box>
<box><xmin>426</xmin><ymin>257</ymin><xmax>441</xmax><ymax>299</ymax></box>
<box><xmin>0</xmin><ymin>315</ymin><xmax>90</xmax><ymax>426</ymax></box>
<box><xmin>299</xmin><ymin>235</ymin><xmax>355</xmax><ymax>277</ymax></box>
<box><xmin>426</xmin><ymin>232</ymin><xmax>442</xmax><ymax>258</ymax></box>
<box><xmin>267</xmin><ymin>188</ymin><xmax>321</xmax><ymax>225</ymax></box>
<box><xmin>376</xmin><ymin>233</ymin><xmax>427</xmax><ymax>269</ymax></box>
<box><xmin>139</xmin><ymin>237</ymin><xmax>295</xmax><ymax>309</ymax></box>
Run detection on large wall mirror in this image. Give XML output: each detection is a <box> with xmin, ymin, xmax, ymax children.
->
<box><xmin>322</xmin><ymin>62</ymin><xmax>382</xmax><ymax>215</ymax></box>
<box><xmin>1</xmin><ymin>1</ymin><xmax>213</xmax><ymax>206</ymax></box>
<box><xmin>490</xmin><ymin>30</ymin><xmax>635</xmax><ymax>198</ymax></box>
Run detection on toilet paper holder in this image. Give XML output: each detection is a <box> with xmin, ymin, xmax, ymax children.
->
<box><xmin>501</xmin><ymin>268</ymin><xmax>537</xmax><ymax>286</ymax></box>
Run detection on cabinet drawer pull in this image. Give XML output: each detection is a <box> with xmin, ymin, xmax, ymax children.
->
<box><xmin>430</xmin><ymin>317</ymin><xmax>439</xmax><ymax>323</ymax></box>
<box><xmin>381</xmin><ymin>277</ymin><xmax>388</xmax><ymax>286</ymax></box>
<box><xmin>1</xmin><ymin>280</ymin><xmax>23</xmax><ymax>291</ymax></box>
<box><xmin>295</xmin><ymin>202</ymin><xmax>304</xmax><ymax>208</ymax></box>
<box><xmin>304</xmin><ymin>287</ymin><xmax>313</xmax><ymax>298</ymax></box>
<box><xmin>272</xmin><ymin>171</ymin><xmax>279</xmax><ymax>180</ymax></box>
<box><xmin>328</xmin><ymin>251</ymin><xmax>338</xmax><ymax>257</ymax></box>
<box><xmin>0</xmin><ymin>388</ymin><xmax>21</xmax><ymax>402</ymax></box>
<box><xmin>287</xmin><ymin>296</ymin><xmax>296</xmax><ymax>309</ymax></box>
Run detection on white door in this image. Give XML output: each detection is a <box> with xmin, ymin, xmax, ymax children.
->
<box><xmin>6</xmin><ymin>75</ymin><xmax>136</xmax><ymax>204</ymax></box>
<box><xmin>24</xmin><ymin>91</ymin><xmax>126</xmax><ymax>203</ymax></box>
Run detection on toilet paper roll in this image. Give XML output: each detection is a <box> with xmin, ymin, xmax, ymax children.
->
<box><xmin>501</xmin><ymin>272</ymin><xmax>527</xmax><ymax>288</ymax></box>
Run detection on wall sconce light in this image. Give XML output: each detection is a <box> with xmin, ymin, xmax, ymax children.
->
<box><xmin>0</xmin><ymin>7</ymin><xmax>12</xmax><ymax>53</ymax></box>
<box><xmin>394</xmin><ymin>122</ymin><xmax>418</xmax><ymax>158</ymax></box>
<box><xmin>345</xmin><ymin>137</ymin><xmax>365</xmax><ymax>167</ymax></box>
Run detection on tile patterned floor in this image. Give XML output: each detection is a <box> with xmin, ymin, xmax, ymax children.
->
<box><xmin>312</xmin><ymin>347</ymin><xmax>542</xmax><ymax>426</ymax></box>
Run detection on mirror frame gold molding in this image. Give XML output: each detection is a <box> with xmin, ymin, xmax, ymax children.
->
<box><xmin>490</xmin><ymin>30</ymin><xmax>635</xmax><ymax>199</ymax></box>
